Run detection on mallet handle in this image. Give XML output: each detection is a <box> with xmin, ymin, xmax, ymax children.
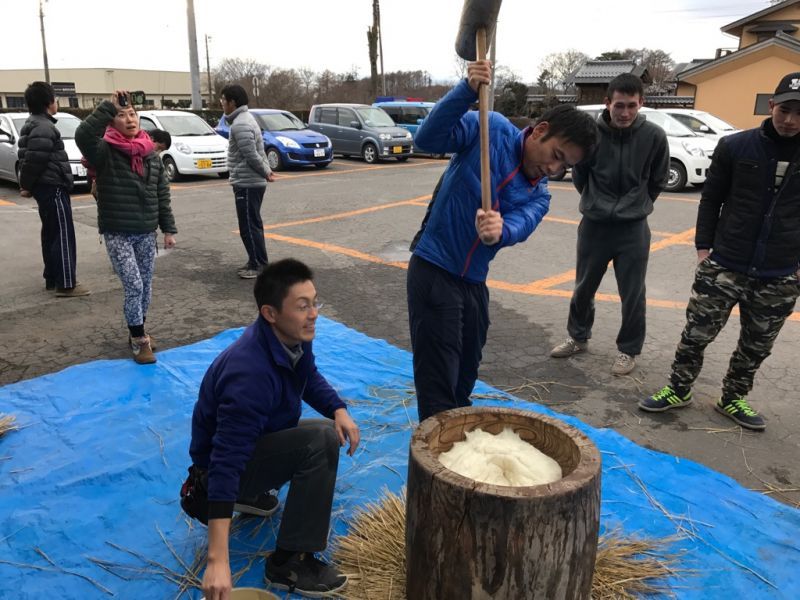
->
<box><xmin>476</xmin><ymin>28</ymin><xmax>491</xmax><ymax>213</ymax></box>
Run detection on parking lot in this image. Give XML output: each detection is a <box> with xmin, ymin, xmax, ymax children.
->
<box><xmin>1</xmin><ymin>155</ymin><xmax>798</xmax><ymax>508</ymax></box>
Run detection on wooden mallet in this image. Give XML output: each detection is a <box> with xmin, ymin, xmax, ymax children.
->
<box><xmin>455</xmin><ymin>0</ymin><xmax>503</xmax><ymax>213</ymax></box>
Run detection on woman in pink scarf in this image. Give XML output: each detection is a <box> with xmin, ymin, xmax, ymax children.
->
<box><xmin>76</xmin><ymin>90</ymin><xmax>178</xmax><ymax>365</ymax></box>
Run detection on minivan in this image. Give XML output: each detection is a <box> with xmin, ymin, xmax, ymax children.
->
<box><xmin>307</xmin><ymin>103</ymin><xmax>413</xmax><ymax>164</ymax></box>
<box><xmin>138</xmin><ymin>110</ymin><xmax>228</xmax><ymax>181</ymax></box>
<box><xmin>0</xmin><ymin>112</ymin><xmax>88</xmax><ymax>186</ymax></box>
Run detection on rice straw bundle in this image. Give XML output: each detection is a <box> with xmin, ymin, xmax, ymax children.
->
<box><xmin>0</xmin><ymin>414</ymin><xmax>18</xmax><ymax>438</ymax></box>
<box><xmin>332</xmin><ymin>489</ymin><xmax>684</xmax><ymax>600</ymax></box>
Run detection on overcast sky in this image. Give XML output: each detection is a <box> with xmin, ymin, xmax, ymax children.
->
<box><xmin>1</xmin><ymin>0</ymin><xmax>769</xmax><ymax>84</ymax></box>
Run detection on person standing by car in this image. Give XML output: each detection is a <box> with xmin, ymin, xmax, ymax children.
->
<box><xmin>550</xmin><ymin>73</ymin><xmax>669</xmax><ymax>375</ymax></box>
<box><xmin>220</xmin><ymin>84</ymin><xmax>274</xmax><ymax>279</ymax></box>
<box><xmin>407</xmin><ymin>60</ymin><xmax>598</xmax><ymax>421</ymax></box>
<box><xmin>640</xmin><ymin>72</ymin><xmax>800</xmax><ymax>431</ymax></box>
<box><xmin>18</xmin><ymin>81</ymin><xmax>90</xmax><ymax>297</ymax></box>
<box><xmin>75</xmin><ymin>90</ymin><xmax>177</xmax><ymax>365</ymax></box>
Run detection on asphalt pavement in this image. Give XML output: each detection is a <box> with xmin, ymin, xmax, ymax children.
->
<box><xmin>1</xmin><ymin>156</ymin><xmax>798</xmax><ymax>508</ymax></box>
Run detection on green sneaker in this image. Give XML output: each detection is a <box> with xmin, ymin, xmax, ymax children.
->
<box><xmin>639</xmin><ymin>385</ymin><xmax>693</xmax><ymax>412</ymax></box>
<box><xmin>715</xmin><ymin>397</ymin><xmax>765</xmax><ymax>431</ymax></box>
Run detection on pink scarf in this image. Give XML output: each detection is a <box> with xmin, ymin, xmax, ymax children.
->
<box><xmin>103</xmin><ymin>127</ymin><xmax>155</xmax><ymax>177</ymax></box>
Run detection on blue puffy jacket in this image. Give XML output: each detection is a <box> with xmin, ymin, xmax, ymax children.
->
<box><xmin>189</xmin><ymin>316</ymin><xmax>346</xmax><ymax>518</ymax></box>
<box><xmin>412</xmin><ymin>79</ymin><xmax>551</xmax><ymax>283</ymax></box>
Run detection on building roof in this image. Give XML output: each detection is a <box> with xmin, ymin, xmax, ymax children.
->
<box><xmin>671</xmin><ymin>60</ymin><xmax>712</xmax><ymax>80</ymax></box>
<box><xmin>567</xmin><ymin>60</ymin><xmax>650</xmax><ymax>85</ymax></box>
<box><xmin>677</xmin><ymin>32</ymin><xmax>800</xmax><ymax>81</ymax></box>
<box><xmin>747</xmin><ymin>22</ymin><xmax>798</xmax><ymax>33</ymax></box>
<box><xmin>721</xmin><ymin>0</ymin><xmax>800</xmax><ymax>37</ymax></box>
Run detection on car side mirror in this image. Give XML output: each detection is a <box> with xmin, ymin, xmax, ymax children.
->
<box><xmin>350</xmin><ymin>121</ymin><xmax>362</xmax><ymax>129</ymax></box>
<box><xmin>0</xmin><ymin>133</ymin><xmax>11</xmax><ymax>144</ymax></box>
<box><xmin>698</xmin><ymin>125</ymin><xmax>710</xmax><ymax>132</ymax></box>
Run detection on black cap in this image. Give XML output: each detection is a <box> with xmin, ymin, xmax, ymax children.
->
<box><xmin>773</xmin><ymin>72</ymin><xmax>800</xmax><ymax>104</ymax></box>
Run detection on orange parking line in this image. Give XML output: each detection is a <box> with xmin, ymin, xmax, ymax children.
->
<box><xmin>265</xmin><ymin>233</ymin><xmax>409</xmax><ymax>269</ymax></box>
<box><xmin>0</xmin><ymin>199</ymin><xmax>16</xmax><ymax>206</ymax></box>
<box><xmin>273</xmin><ymin>159</ymin><xmax>442</xmax><ymax>181</ymax></box>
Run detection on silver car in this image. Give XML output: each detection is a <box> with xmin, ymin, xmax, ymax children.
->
<box><xmin>0</xmin><ymin>112</ymin><xmax>87</xmax><ymax>186</ymax></box>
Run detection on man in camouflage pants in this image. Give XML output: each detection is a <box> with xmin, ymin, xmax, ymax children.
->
<box><xmin>640</xmin><ymin>72</ymin><xmax>800</xmax><ymax>431</ymax></box>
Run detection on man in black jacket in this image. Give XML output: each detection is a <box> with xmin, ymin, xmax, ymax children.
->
<box><xmin>18</xmin><ymin>81</ymin><xmax>89</xmax><ymax>297</ymax></box>
<box><xmin>550</xmin><ymin>74</ymin><xmax>669</xmax><ymax>375</ymax></box>
<box><xmin>640</xmin><ymin>72</ymin><xmax>800</xmax><ymax>431</ymax></box>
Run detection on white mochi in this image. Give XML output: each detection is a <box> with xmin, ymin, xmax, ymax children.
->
<box><xmin>438</xmin><ymin>427</ymin><xmax>562</xmax><ymax>487</ymax></box>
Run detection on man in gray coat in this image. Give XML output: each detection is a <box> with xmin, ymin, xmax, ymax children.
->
<box><xmin>220</xmin><ymin>84</ymin><xmax>274</xmax><ymax>279</ymax></box>
<box><xmin>550</xmin><ymin>73</ymin><xmax>669</xmax><ymax>375</ymax></box>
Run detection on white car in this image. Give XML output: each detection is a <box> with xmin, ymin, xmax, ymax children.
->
<box><xmin>0</xmin><ymin>112</ymin><xmax>88</xmax><ymax>187</ymax></box>
<box><xmin>138</xmin><ymin>110</ymin><xmax>228</xmax><ymax>181</ymax></box>
<box><xmin>659</xmin><ymin>108</ymin><xmax>740</xmax><ymax>145</ymax></box>
<box><xmin>576</xmin><ymin>105</ymin><xmax>715</xmax><ymax>192</ymax></box>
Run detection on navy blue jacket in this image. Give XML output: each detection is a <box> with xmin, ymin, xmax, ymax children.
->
<box><xmin>412</xmin><ymin>79</ymin><xmax>550</xmax><ymax>283</ymax></box>
<box><xmin>189</xmin><ymin>317</ymin><xmax>346</xmax><ymax>518</ymax></box>
<box><xmin>696</xmin><ymin>118</ymin><xmax>800</xmax><ymax>277</ymax></box>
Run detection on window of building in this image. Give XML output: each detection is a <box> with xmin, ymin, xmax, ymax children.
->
<box><xmin>754</xmin><ymin>93</ymin><xmax>772</xmax><ymax>115</ymax></box>
<box><xmin>68</xmin><ymin>97</ymin><xmax>79</xmax><ymax>108</ymax></box>
<box><xmin>6</xmin><ymin>96</ymin><xmax>25</xmax><ymax>109</ymax></box>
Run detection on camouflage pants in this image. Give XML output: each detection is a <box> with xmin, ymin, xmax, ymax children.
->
<box><xmin>670</xmin><ymin>258</ymin><xmax>800</xmax><ymax>399</ymax></box>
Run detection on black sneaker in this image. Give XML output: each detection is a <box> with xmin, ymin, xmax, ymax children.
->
<box><xmin>639</xmin><ymin>385</ymin><xmax>693</xmax><ymax>412</ymax></box>
<box><xmin>715</xmin><ymin>397</ymin><xmax>765</xmax><ymax>431</ymax></box>
<box><xmin>265</xmin><ymin>552</ymin><xmax>348</xmax><ymax>597</ymax></box>
<box><xmin>234</xmin><ymin>492</ymin><xmax>279</xmax><ymax>518</ymax></box>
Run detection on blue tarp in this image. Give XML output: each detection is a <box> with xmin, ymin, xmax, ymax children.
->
<box><xmin>1</xmin><ymin>317</ymin><xmax>798</xmax><ymax>599</ymax></box>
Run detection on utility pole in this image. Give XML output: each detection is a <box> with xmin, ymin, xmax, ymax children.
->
<box><xmin>39</xmin><ymin>0</ymin><xmax>50</xmax><ymax>84</ymax></box>
<box><xmin>376</xmin><ymin>0</ymin><xmax>386</xmax><ymax>96</ymax></box>
<box><xmin>186</xmin><ymin>0</ymin><xmax>202</xmax><ymax>109</ymax></box>
<box><xmin>205</xmin><ymin>35</ymin><xmax>213</xmax><ymax>108</ymax></box>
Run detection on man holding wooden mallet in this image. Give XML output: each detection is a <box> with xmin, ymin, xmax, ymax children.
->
<box><xmin>407</xmin><ymin>56</ymin><xmax>598</xmax><ymax>421</ymax></box>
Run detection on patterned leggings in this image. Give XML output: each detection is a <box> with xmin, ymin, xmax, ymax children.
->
<box><xmin>104</xmin><ymin>232</ymin><xmax>157</xmax><ymax>328</ymax></box>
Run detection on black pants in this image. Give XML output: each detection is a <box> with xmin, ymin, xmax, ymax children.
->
<box><xmin>407</xmin><ymin>255</ymin><xmax>490</xmax><ymax>421</ymax></box>
<box><xmin>33</xmin><ymin>184</ymin><xmax>77</xmax><ymax>289</ymax></box>
<box><xmin>239</xmin><ymin>420</ymin><xmax>340</xmax><ymax>552</ymax></box>
<box><xmin>233</xmin><ymin>186</ymin><xmax>268</xmax><ymax>268</ymax></box>
<box><xmin>567</xmin><ymin>217</ymin><xmax>650</xmax><ymax>356</ymax></box>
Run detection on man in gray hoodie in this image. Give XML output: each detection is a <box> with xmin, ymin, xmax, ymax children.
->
<box><xmin>550</xmin><ymin>74</ymin><xmax>669</xmax><ymax>375</ymax></box>
<box><xmin>220</xmin><ymin>84</ymin><xmax>274</xmax><ymax>279</ymax></box>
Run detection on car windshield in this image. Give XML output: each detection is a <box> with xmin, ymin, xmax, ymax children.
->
<box><xmin>256</xmin><ymin>112</ymin><xmax>305</xmax><ymax>131</ymax></box>
<box><xmin>155</xmin><ymin>114</ymin><xmax>216</xmax><ymax>136</ymax></box>
<box><xmin>355</xmin><ymin>107</ymin><xmax>395</xmax><ymax>127</ymax></box>
<box><xmin>696</xmin><ymin>112</ymin><xmax>737</xmax><ymax>132</ymax></box>
<box><xmin>54</xmin><ymin>116</ymin><xmax>81</xmax><ymax>139</ymax></box>
<box><xmin>642</xmin><ymin>111</ymin><xmax>695</xmax><ymax>137</ymax></box>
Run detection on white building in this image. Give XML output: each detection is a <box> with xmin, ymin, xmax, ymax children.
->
<box><xmin>0</xmin><ymin>68</ymin><xmax>214</xmax><ymax>110</ymax></box>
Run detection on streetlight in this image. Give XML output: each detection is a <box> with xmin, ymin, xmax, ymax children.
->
<box><xmin>39</xmin><ymin>0</ymin><xmax>50</xmax><ymax>84</ymax></box>
<box><xmin>205</xmin><ymin>35</ymin><xmax>213</xmax><ymax>108</ymax></box>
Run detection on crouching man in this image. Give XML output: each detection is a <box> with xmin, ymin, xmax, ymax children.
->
<box><xmin>181</xmin><ymin>258</ymin><xmax>360</xmax><ymax>599</ymax></box>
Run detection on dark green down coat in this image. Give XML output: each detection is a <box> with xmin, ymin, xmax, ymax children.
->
<box><xmin>75</xmin><ymin>101</ymin><xmax>177</xmax><ymax>235</ymax></box>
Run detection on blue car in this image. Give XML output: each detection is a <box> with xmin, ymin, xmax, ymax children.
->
<box><xmin>216</xmin><ymin>109</ymin><xmax>333</xmax><ymax>170</ymax></box>
<box><xmin>372</xmin><ymin>100</ymin><xmax>436</xmax><ymax>152</ymax></box>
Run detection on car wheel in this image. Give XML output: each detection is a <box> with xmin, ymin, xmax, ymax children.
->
<box><xmin>163</xmin><ymin>156</ymin><xmax>180</xmax><ymax>182</ymax></box>
<box><xmin>396</xmin><ymin>156</ymin><xmax>409</xmax><ymax>162</ymax></box>
<box><xmin>548</xmin><ymin>168</ymin><xmax>567</xmax><ymax>181</ymax></box>
<box><xmin>266</xmin><ymin>148</ymin><xmax>283</xmax><ymax>171</ymax></box>
<box><xmin>666</xmin><ymin>160</ymin><xmax>687</xmax><ymax>192</ymax></box>
<box><xmin>314</xmin><ymin>162</ymin><xmax>331</xmax><ymax>169</ymax></box>
<box><xmin>362</xmin><ymin>143</ymin><xmax>378</xmax><ymax>164</ymax></box>
<box><xmin>218</xmin><ymin>171</ymin><xmax>229</xmax><ymax>179</ymax></box>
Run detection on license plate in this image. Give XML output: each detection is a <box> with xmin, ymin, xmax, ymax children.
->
<box><xmin>196</xmin><ymin>159</ymin><xmax>212</xmax><ymax>169</ymax></box>
<box><xmin>392</xmin><ymin>146</ymin><xmax>403</xmax><ymax>154</ymax></box>
<box><xmin>75</xmin><ymin>164</ymin><xmax>87</xmax><ymax>177</ymax></box>
<box><xmin>313</xmin><ymin>148</ymin><xmax>325</xmax><ymax>157</ymax></box>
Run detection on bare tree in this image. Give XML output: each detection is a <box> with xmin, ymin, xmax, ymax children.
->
<box><xmin>538</xmin><ymin>49</ymin><xmax>590</xmax><ymax>92</ymax></box>
<box><xmin>454</xmin><ymin>55</ymin><xmax>468</xmax><ymax>80</ymax></box>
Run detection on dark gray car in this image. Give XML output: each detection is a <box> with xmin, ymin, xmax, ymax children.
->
<box><xmin>307</xmin><ymin>103</ymin><xmax>413</xmax><ymax>163</ymax></box>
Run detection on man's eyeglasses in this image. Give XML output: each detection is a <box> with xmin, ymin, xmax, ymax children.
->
<box><xmin>296</xmin><ymin>301</ymin><xmax>324</xmax><ymax>313</ymax></box>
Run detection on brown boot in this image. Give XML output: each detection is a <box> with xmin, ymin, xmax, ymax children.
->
<box><xmin>129</xmin><ymin>334</ymin><xmax>157</xmax><ymax>351</ymax></box>
<box><xmin>131</xmin><ymin>335</ymin><xmax>156</xmax><ymax>364</ymax></box>
<box><xmin>55</xmin><ymin>283</ymin><xmax>91</xmax><ymax>297</ymax></box>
